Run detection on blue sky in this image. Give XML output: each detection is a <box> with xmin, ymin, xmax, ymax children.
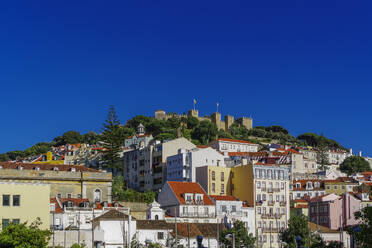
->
<box><xmin>0</xmin><ymin>1</ymin><xmax>371</xmax><ymax>155</ymax></box>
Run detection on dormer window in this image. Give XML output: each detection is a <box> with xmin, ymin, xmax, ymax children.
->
<box><xmin>314</xmin><ymin>182</ymin><xmax>320</xmax><ymax>188</ymax></box>
<box><xmin>34</xmin><ymin>167</ymin><xmax>40</xmax><ymax>171</ymax></box>
<box><xmin>0</xmin><ymin>165</ymin><xmax>3</xmax><ymax>169</ymax></box>
<box><xmin>53</xmin><ymin>167</ymin><xmax>59</xmax><ymax>171</ymax></box>
<box><xmin>70</xmin><ymin>168</ymin><xmax>76</xmax><ymax>172</ymax></box>
<box><xmin>296</xmin><ymin>183</ymin><xmax>301</xmax><ymax>189</ymax></box>
<box><xmin>306</xmin><ymin>182</ymin><xmax>313</xmax><ymax>189</ymax></box>
<box><xmin>195</xmin><ymin>194</ymin><xmax>203</xmax><ymax>204</ymax></box>
<box><xmin>184</xmin><ymin>193</ymin><xmax>193</xmax><ymax>204</ymax></box>
<box><xmin>18</xmin><ymin>166</ymin><xmax>23</xmax><ymax>170</ymax></box>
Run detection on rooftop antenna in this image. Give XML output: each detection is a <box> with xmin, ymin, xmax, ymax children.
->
<box><xmin>216</xmin><ymin>102</ymin><xmax>219</xmax><ymax>113</ymax></box>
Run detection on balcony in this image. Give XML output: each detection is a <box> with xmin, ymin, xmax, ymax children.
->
<box><xmin>268</xmin><ymin>200</ymin><xmax>275</xmax><ymax>206</ymax></box>
<box><xmin>262</xmin><ymin>227</ymin><xmax>280</xmax><ymax>233</ymax></box>
<box><xmin>50</xmin><ymin>225</ymin><xmax>64</xmax><ymax>230</ymax></box>
<box><xmin>280</xmin><ymin>201</ymin><xmax>287</xmax><ymax>206</ymax></box>
<box><xmin>273</xmin><ymin>188</ymin><xmax>280</xmax><ymax>192</ymax></box>
<box><xmin>261</xmin><ymin>187</ymin><xmax>267</xmax><ymax>192</ymax></box>
<box><xmin>268</xmin><ymin>188</ymin><xmax>273</xmax><ymax>193</ymax></box>
<box><xmin>256</xmin><ymin>201</ymin><xmax>263</xmax><ymax>206</ymax></box>
<box><xmin>179</xmin><ymin>212</ymin><xmax>216</xmax><ymax>218</ymax></box>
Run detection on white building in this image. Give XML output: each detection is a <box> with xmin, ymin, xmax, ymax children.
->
<box><xmin>146</xmin><ymin>200</ymin><xmax>165</xmax><ymax>220</ymax></box>
<box><xmin>210</xmin><ymin>195</ymin><xmax>255</xmax><ymax>235</ymax></box>
<box><xmin>291</xmin><ymin>179</ymin><xmax>325</xmax><ymax>200</ymax></box>
<box><xmin>123</xmin><ymin>137</ymin><xmax>196</xmax><ymax>192</ymax></box>
<box><xmin>93</xmin><ymin>210</ymin><xmax>136</xmax><ymax>248</ymax></box>
<box><xmin>166</xmin><ymin>147</ymin><xmax>226</xmax><ymax>182</ymax></box>
<box><xmin>209</xmin><ymin>138</ymin><xmax>259</xmax><ymax>153</ymax></box>
<box><xmin>157</xmin><ymin>181</ymin><xmax>217</xmax><ymax>223</ymax></box>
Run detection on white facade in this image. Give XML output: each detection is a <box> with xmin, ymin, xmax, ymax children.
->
<box><xmin>158</xmin><ymin>182</ymin><xmax>217</xmax><ymax>223</ymax></box>
<box><xmin>123</xmin><ymin>137</ymin><xmax>196</xmax><ymax>191</ymax></box>
<box><xmin>210</xmin><ymin>138</ymin><xmax>259</xmax><ymax>153</ymax></box>
<box><xmin>146</xmin><ymin>201</ymin><xmax>165</xmax><ymax>220</ymax></box>
<box><xmin>166</xmin><ymin>147</ymin><xmax>226</xmax><ymax>182</ymax></box>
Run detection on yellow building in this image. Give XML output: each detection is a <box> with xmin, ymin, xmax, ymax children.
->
<box><xmin>31</xmin><ymin>151</ymin><xmax>65</xmax><ymax>165</ymax></box>
<box><xmin>0</xmin><ymin>182</ymin><xmax>50</xmax><ymax>230</ymax></box>
<box><xmin>324</xmin><ymin>178</ymin><xmax>359</xmax><ymax>195</ymax></box>
<box><xmin>231</xmin><ymin>163</ymin><xmax>291</xmax><ymax>248</ymax></box>
<box><xmin>0</xmin><ymin>162</ymin><xmax>112</xmax><ymax>203</ymax></box>
<box><xmin>291</xmin><ymin>199</ymin><xmax>309</xmax><ymax>217</ymax></box>
<box><xmin>196</xmin><ymin>165</ymin><xmax>231</xmax><ymax>195</ymax></box>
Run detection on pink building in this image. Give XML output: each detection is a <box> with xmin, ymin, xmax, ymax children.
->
<box><xmin>309</xmin><ymin>193</ymin><xmax>361</xmax><ymax>230</ymax></box>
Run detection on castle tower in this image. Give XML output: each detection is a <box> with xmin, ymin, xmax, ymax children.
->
<box><xmin>154</xmin><ymin>110</ymin><xmax>166</xmax><ymax>120</ymax></box>
<box><xmin>188</xmin><ymin>109</ymin><xmax>199</xmax><ymax>118</ymax></box>
<box><xmin>211</xmin><ymin>112</ymin><xmax>223</xmax><ymax>130</ymax></box>
<box><xmin>224</xmin><ymin>115</ymin><xmax>234</xmax><ymax>131</ymax></box>
<box><xmin>237</xmin><ymin>117</ymin><xmax>253</xmax><ymax>130</ymax></box>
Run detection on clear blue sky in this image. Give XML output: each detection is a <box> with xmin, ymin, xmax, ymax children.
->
<box><xmin>0</xmin><ymin>1</ymin><xmax>371</xmax><ymax>155</ymax></box>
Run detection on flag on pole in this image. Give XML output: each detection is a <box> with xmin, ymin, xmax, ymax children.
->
<box><xmin>193</xmin><ymin>99</ymin><xmax>197</xmax><ymax>105</ymax></box>
<box><xmin>216</xmin><ymin>102</ymin><xmax>219</xmax><ymax>107</ymax></box>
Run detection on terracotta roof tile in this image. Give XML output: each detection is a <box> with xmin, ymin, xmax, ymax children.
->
<box><xmin>216</xmin><ymin>138</ymin><xmax>256</xmax><ymax>145</ymax></box>
<box><xmin>210</xmin><ymin>195</ymin><xmax>239</xmax><ymax>201</ymax></box>
<box><xmin>167</xmin><ymin>181</ymin><xmax>214</xmax><ymax>205</ymax></box>
<box><xmin>0</xmin><ymin>162</ymin><xmax>99</xmax><ymax>172</ymax></box>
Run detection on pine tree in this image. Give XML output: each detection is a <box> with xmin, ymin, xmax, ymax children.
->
<box><xmin>101</xmin><ymin>105</ymin><xmax>123</xmax><ymax>170</ymax></box>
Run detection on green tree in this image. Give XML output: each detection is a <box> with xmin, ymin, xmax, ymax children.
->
<box><xmin>83</xmin><ymin>132</ymin><xmax>100</xmax><ymax>145</ymax></box>
<box><xmin>0</xmin><ymin>154</ymin><xmax>10</xmax><ymax>162</ymax></box>
<box><xmin>280</xmin><ymin>215</ymin><xmax>313</xmax><ymax>248</ymax></box>
<box><xmin>112</xmin><ymin>175</ymin><xmax>125</xmax><ymax>200</ymax></box>
<box><xmin>186</xmin><ymin>116</ymin><xmax>199</xmax><ymax>129</ymax></box>
<box><xmin>6</xmin><ymin>150</ymin><xmax>25</xmax><ymax>161</ymax></box>
<box><xmin>229</xmin><ymin>123</ymin><xmax>249</xmax><ymax>140</ymax></box>
<box><xmin>348</xmin><ymin>207</ymin><xmax>372</xmax><ymax>248</ymax></box>
<box><xmin>0</xmin><ymin>218</ymin><xmax>51</xmax><ymax>248</ymax></box>
<box><xmin>100</xmin><ymin>105</ymin><xmax>124</xmax><ymax>169</ymax></box>
<box><xmin>220</xmin><ymin>220</ymin><xmax>256</xmax><ymax>247</ymax></box>
<box><xmin>155</xmin><ymin>132</ymin><xmax>177</xmax><ymax>141</ymax></box>
<box><xmin>339</xmin><ymin>156</ymin><xmax>370</xmax><ymax>176</ymax></box>
<box><xmin>54</xmin><ymin>131</ymin><xmax>84</xmax><ymax>146</ymax></box>
<box><xmin>70</xmin><ymin>243</ymin><xmax>86</xmax><ymax>248</ymax></box>
<box><xmin>191</xmin><ymin>120</ymin><xmax>218</xmax><ymax>145</ymax></box>
<box><xmin>316</xmin><ymin>143</ymin><xmax>329</xmax><ymax>171</ymax></box>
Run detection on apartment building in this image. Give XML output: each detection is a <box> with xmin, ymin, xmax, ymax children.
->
<box><xmin>157</xmin><ymin>181</ymin><xmax>216</xmax><ymax>223</ymax></box>
<box><xmin>209</xmin><ymin>138</ymin><xmax>259</xmax><ymax>153</ymax></box>
<box><xmin>166</xmin><ymin>147</ymin><xmax>226</xmax><ymax>182</ymax></box>
<box><xmin>123</xmin><ymin>137</ymin><xmax>196</xmax><ymax>192</ymax></box>
<box><xmin>291</xmin><ymin>179</ymin><xmax>325</xmax><ymax>200</ymax></box>
<box><xmin>0</xmin><ymin>162</ymin><xmax>112</xmax><ymax>203</ymax></box>
<box><xmin>0</xmin><ymin>182</ymin><xmax>50</xmax><ymax>230</ymax></box>
<box><xmin>195</xmin><ymin>165</ymin><xmax>231</xmax><ymax>195</ymax></box>
<box><xmin>231</xmin><ymin>163</ymin><xmax>290</xmax><ymax>248</ymax></box>
<box><xmin>327</xmin><ymin>150</ymin><xmax>350</xmax><ymax>165</ymax></box>
<box><xmin>210</xmin><ymin>195</ymin><xmax>255</xmax><ymax>234</ymax></box>
<box><xmin>308</xmin><ymin>193</ymin><xmax>361</xmax><ymax>230</ymax></box>
<box><xmin>324</xmin><ymin>177</ymin><xmax>359</xmax><ymax>195</ymax></box>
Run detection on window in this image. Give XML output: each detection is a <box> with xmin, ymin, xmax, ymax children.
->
<box><xmin>57</xmin><ymin>193</ymin><xmax>62</xmax><ymax>198</ymax></box>
<box><xmin>221</xmin><ymin>184</ymin><xmax>225</xmax><ymax>194</ymax></box>
<box><xmin>12</xmin><ymin>219</ymin><xmax>20</xmax><ymax>224</ymax></box>
<box><xmin>257</xmin><ymin>207</ymin><xmax>261</xmax><ymax>214</ymax></box>
<box><xmin>2</xmin><ymin>195</ymin><xmax>10</xmax><ymax>206</ymax></box>
<box><xmin>67</xmin><ymin>194</ymin><xmax>72</xmax><ymax>198</ymax></box>
<box><xmin>257</xmin><ymin>181</ymin><xmax>261</xmax><ymax>189</ymax></box>
<box><xmin>94</xmin><ymin>189</ymin><xmax>101</xmax><ymax>202</ymax></box>
<box><xmin>262</xmin><ymin>194</ymin><xmax>266</xmax><ymax>201</ymax></box>
<box><xmin>13</xmin><ymin>195</ymin><xmax>20</xmax><ymax>206</ymax></box>
<box><xmin>212</xmin><ymin>183</ymin><xmax>215</xmax><ymax>193</ymax></box>
<box><xmin>157</xmin><ymin>232</ymin><xmax>164</xmax><ymax>240</ymax></box>
<box><xmin>334</xmin><ymin>186</ymin><xmax>338</xmax><ymax>189</ymax></box>
<box><xmin>212</xmin><ymin>171</ymin><xmax>215</xmax><ymax>180</ymax></box>
<box><xmin>2</xmin><ymin>219</ymin><xmax>9</xmax><ymax>228</ymax></box>
<box><xmin>221</xmin><ymin>205</ymin><xmax>227</xmax><ymax>212</ymax></box>
<box><xmin>281</xmin><ymin>182</ymin><xmax>284</xmax><ymax>189</ymax></box>
<box><xmin>257</xmin><ymin>194</ymin><xmax>261</xmax><ymax>201</ymax></box>
<box><xmin>231</xmin><ymin>205</ymin><xmax>236</xmax><ymax>212</ymax></box>
<box><xmin>77</xmin><ymin>194</ymin><xmax>82</xmax><ymax>199</ymax></box>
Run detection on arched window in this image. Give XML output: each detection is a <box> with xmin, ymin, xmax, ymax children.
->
<box><xmin>155</xmin><ymin>215</ymin><xmax>159</xmax><ymax>220</ymax></box>
<box><xmin>94</xmin><ymin>189</ymin><xmax>101</xmax><ymax>202</ymax></box>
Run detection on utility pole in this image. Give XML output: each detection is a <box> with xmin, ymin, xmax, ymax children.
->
<box><xmin>188</xmin><ymin>223</ymin><xmax>191</xmax><ymax>248</ymax></box>
<box><xmin>91</xmin><ymin>207</ymin><xmax>95</xmax><ymax>248</ymax></box>
<box><xmin>52</xmin><ymin>211</ymin><xmax>55</xmax><ymax>248</ymax></box>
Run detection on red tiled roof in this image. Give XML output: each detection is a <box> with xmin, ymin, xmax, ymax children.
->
<box><xmin>295</xmin><ymin>204</ymin><xmax>308</xmax><ymax>209</ymax></box>
<box><xmin>0</xmin><ymin>162</ymin><xmax>100</xmax><ymax>172</ymax></box>
<box><xmin>292</xmin><ymin>179</ymin><xmax>324</xmax><ymax>191</ymax></box>
<box><xmin>167</xmin><ymin>181</ymin><xmax>214</xmax><ymax>205</ymax></box>
<box><xmin>197</xmin><ymin>145</ymin><xmax>209</xmax><ymax>149</ymax></box>
<box><xmin>294</xmin><ymin>199</ymin><xmax>308</xmax><ymax>203</ymax></box>
<box><xmin>216</xmin><ymin>138</ymin><xmax>256</xmax><ymax>145</ymax></box>
<box><xmin>209</xmin><ymin>195</ymin><xmax>239</xmax><ymax>201</ymax></box>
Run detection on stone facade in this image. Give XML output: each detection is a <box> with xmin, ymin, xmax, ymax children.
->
<box><xmin>154</xmin><ymin>109</ymin><xmax>253</xmax><ymax>131</ymax></box>
<box><xmin>0</xmin><ymin>163</ymin><xmax>112</xmax><ymax>203</ymax></box>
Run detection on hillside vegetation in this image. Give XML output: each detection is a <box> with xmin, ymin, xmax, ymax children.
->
<box><xmin>0</xmin><ymin>111</ymin><xmax>346</xmax><ymax>161</ymax></box>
